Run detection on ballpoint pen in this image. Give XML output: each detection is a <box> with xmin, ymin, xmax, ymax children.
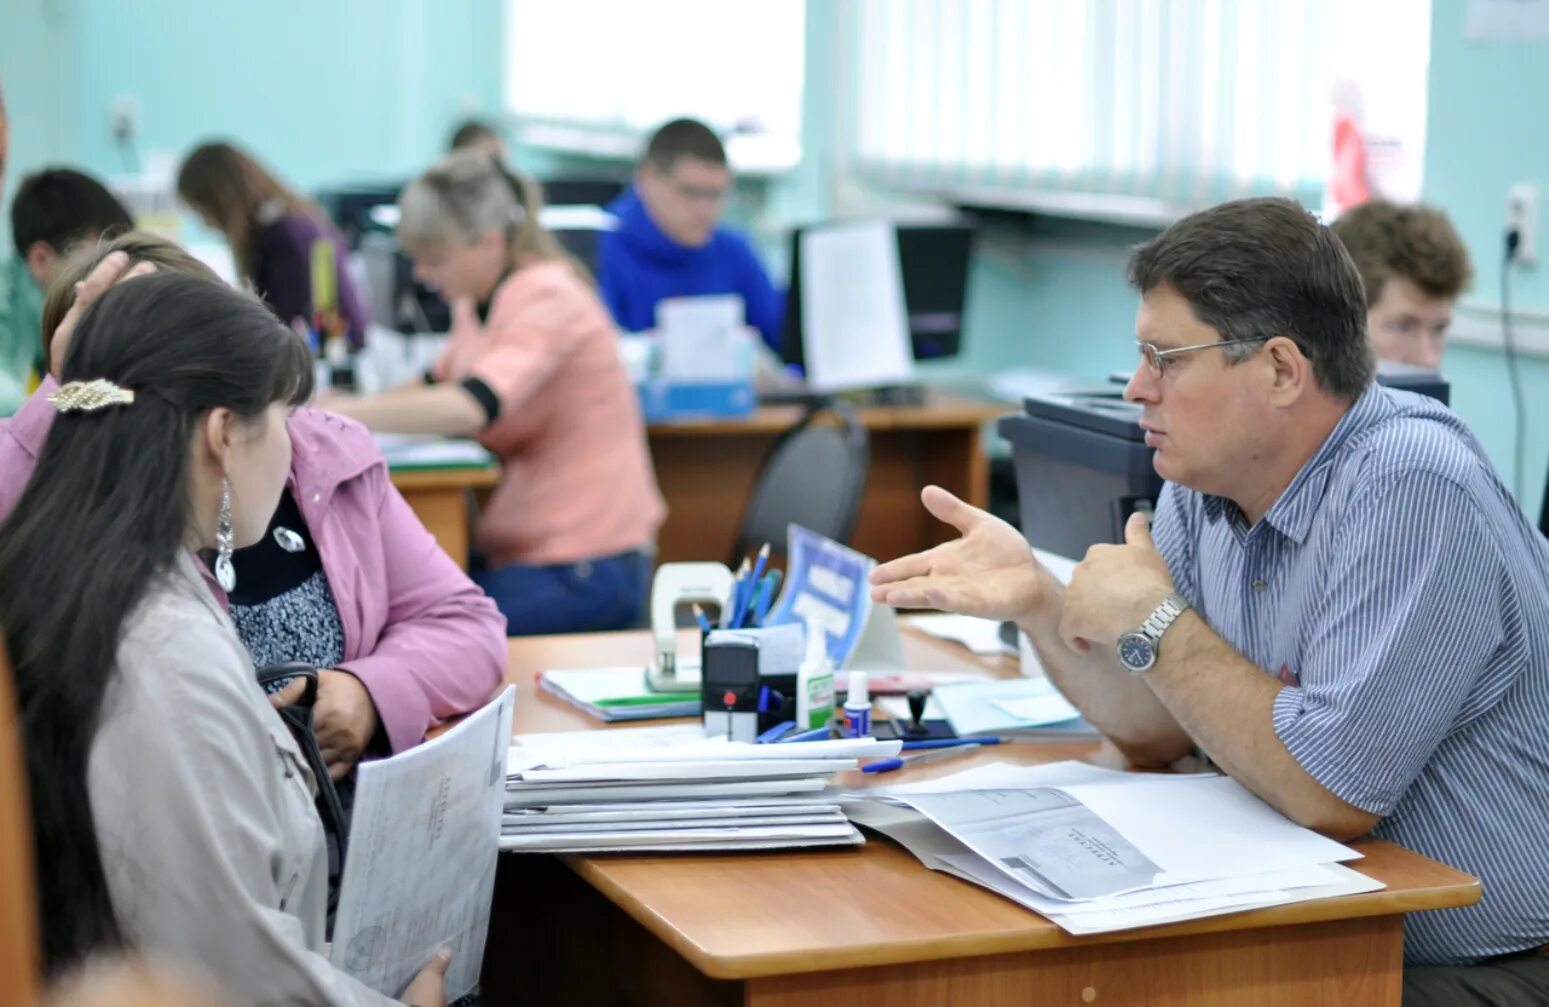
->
<box><xmin>861</xmin><ymin>742</ymin><xmax>983</xmax><ymax>774</ymax></box>
<box><xmin>751</xmin><ymin>569</ymin><xmax>783</xmax><ymax>626</ymax></box>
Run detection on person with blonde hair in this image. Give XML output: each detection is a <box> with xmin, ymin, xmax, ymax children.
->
<box><xmin>323</xmin><ymin>153</ymin><xmax>665</xmax><ymax>635</ymax></box>
<box><xmin>177</xmin><ymin>141</ymin><xmax>368</xmax><ymax>348</ymax></box>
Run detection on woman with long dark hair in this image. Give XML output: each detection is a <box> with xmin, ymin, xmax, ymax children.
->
<box><xmin>177</xmin><ymin>141</ymin><xmax>368</xmax><ymax>349</ymax></box>
<box><xmin>0</xmin><ymin>273</ymin><xmax>445</xmax><ymax>1004</ymax></box>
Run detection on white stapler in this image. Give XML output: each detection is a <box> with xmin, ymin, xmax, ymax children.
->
<box><xmin>645</xmin><ymin>562</ymin><xmax>736</xmax><ymax>693</ymax></box>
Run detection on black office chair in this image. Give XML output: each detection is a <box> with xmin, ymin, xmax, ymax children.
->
<box><xmin>732</xmin><ymin>402</ymin><xmax>870</xmax><ymax>564</ymax></box>
<box><xmin>1539</xmin><ymin>466</ymin><xmax>1549</xmax><ymax>541</ymax></box>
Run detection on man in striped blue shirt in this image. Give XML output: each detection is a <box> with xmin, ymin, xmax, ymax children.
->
<box><xmin>872</xmin><ymin>198</ymin><xmax>1549</xmax><ymax>1002</ymax></box>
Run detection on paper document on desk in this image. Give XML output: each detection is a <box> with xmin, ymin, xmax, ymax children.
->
<box><xmin>846</xmin><ymin>769</ymin><xmax>1377</xmax><ymax>934</ymax></box>
<box><xmin>330</xmin><ymin>686</ymin><xmax>515</xmax><ymax>1001</ymax></box>
<box><xmin>906</xmin><ymin>613</ymin><xmax>1017</xmax><ymax>655</ymax></box>
<box><xmin>657</xmin><ymin>294</ymin><xmax>750</xmax><ymax>383</ymax></box>
<box><xmin>373</xmin><ymin>433</ymin><xmax>494</xmax><ymax>469</ymax></box>
<box><xmin>932</xmin><ymin>677</ymin><xmax>1091</xmax><ymax>737</ymax></box>
<box><xmin>902</xmin><ymin>788</ymin><xmax>1161</xmax><ymax>900</ymax></box>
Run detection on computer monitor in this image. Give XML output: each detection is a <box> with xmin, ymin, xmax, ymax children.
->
<box><xmin>780</xmin><ymin>220</ymin><xmax>976</xmax><ymax>370</ymax></box>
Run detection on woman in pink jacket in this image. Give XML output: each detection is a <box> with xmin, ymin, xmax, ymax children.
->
<box><xmin>0</xmin><ymin>233</ymin><xmax>506</xmax><ymax>778</ymax></box>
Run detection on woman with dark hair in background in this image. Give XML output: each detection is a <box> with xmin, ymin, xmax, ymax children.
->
<box><xmin>177</xmin><ymin>141</ymin><xmax>369</xmax><ymax>348</ymax></box>
<box><xmin>0</xmin><ymin>273</ymin><xmax>450</xmax><ymax>1004</ymax></box>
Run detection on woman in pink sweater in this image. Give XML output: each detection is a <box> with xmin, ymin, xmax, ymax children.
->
<box><xmin>322</xmin><ymin>153</ymin><xmax>665</xmax><ymax>635</ymax></box>
<box><xmin>0</xmin><ymin>233</ymin><xmax>506</xmax><ymax>778</ymax></box>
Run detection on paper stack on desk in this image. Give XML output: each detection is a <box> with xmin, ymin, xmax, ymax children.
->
<box><xmin>502</xmin><ymin>725</ymin><xmax>898</xmax><ymax>852</ymax></box>
<box><xmin>843</xmin><ymin>761</ymin><xmax>1383</xmax><ymax>935</ymax></box>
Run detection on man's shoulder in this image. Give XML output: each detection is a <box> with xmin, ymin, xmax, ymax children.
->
<box><xmin>1340</xmin><ymin>388</ymin><xmax>1490</xmax><ymax>491</ymax></box>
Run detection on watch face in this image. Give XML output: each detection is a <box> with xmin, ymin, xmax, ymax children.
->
<box><xmin>1118</xmin><ymin>632</ymin><xmax>1156</xmax><ymax>672</ymax></box>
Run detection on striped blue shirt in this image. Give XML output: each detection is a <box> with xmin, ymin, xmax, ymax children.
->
<box><xmin>1152</xmin><ymin>384</ymin><xmax>1549</xmax><ymax>966</ymax></box>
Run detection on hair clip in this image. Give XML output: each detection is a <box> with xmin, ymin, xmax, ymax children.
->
<box><xmin>48</xmin><ymin>379</ymin><xmax>136</xmax><ymax>413</ymax></box>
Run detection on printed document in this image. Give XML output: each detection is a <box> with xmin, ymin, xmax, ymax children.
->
<box><xmin>330</xmin><ymin>686</ymin><xmax>516</xmax><ymax>1001</ymax></box>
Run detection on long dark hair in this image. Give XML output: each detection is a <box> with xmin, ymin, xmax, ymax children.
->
<box><xmin>0</xmin><ymin>272</ymin><xmax>313</xmax><ymax>976</ymax></box>
<box><xmin>175</xmin><ymin>141</ymin><xmax>323</xmax><ymax>280</ymax></box>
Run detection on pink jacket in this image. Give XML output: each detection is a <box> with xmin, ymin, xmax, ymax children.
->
<box><xmin>0</xmin><ymin>379</ymin><xmax>507</xmax><ymax>754</ymax></box>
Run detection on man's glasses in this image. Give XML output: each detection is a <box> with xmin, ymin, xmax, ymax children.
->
<box><xmin>1137</xmin><ymin>336</ymin><xmax>1271</xmax><ymax>378</ymax></box>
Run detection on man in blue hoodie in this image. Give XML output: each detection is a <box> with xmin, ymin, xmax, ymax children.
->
<box><xmin>599</xmin><ymin>118</ymin><xmax>785</xmax><ymax>353</ymax></box>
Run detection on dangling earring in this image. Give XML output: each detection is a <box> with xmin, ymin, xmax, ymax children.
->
<box><xmin>215</xmin><ymin>478</ymin><xmax>237</xmax><ymax>592</ymax></box>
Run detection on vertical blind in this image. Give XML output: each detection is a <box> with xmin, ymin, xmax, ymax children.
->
<box><xmin>847</xmin><ymin>0</ymin><xmax>1334</xmax><ymax>212</ymax></box>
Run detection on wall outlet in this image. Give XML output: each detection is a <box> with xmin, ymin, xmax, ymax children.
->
<box><xmin>110</xmin><ymin>95</ymin><xmax>139</xmax><ymax>146</ymax></box>
<box><xmin>1506</xmin><ymin>183</ymin><xmax>1538</xmax><ymax>265</ymax></box>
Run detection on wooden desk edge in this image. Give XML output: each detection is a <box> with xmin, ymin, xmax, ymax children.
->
<box><xmin>562</xmin><ymin>850</ymin><xmax>1481</xmax><ymax>981</ymax></box>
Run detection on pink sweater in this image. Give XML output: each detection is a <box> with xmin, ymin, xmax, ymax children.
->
<box><xmin>0</xmin><ymin>380</ymin><xmax>507</xmax><ymax>754</ymax></box>
<box><xmin>435</xmin><ymin>260</ymin><xmax>665</xmax><ymax>566</ymax></box>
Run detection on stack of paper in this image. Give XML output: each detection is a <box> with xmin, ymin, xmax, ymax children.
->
<box><xmin>844</xmin><ymin>761</ymin><xmax>1383</xmax><ymax>935</ymax></box>
<box><xmin>503</xmin><ymin>725</ymin><xmax>899</xmax><ymax>852</ymax></box>
<box><xmin>539</xmin><ymin>667</ymin><xmax>700</xmax><ymax>722</ymax></box>
<box><xmin>931</xmin><ymin>677</ymin><xmax>1098</xmax><ymax>738</ymax></box>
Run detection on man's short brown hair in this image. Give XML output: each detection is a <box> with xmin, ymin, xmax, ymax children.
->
<box><xmin>1331</xmin><ymin>199</ymin><xmax>1473</xmax><ymax>305</ymax></box>
<box><xmin>643</xmin><ymin>118</ymin><xmax>727</xmax><ymax>172</ymax></box>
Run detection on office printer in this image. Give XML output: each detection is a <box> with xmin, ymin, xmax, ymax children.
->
<box><xmin>999</xmin><ymin>361</ymin><xmax>1450</xmax><ymax>558</ymax></box>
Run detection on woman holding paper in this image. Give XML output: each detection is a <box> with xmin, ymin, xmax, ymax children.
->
<box><xmin>0</xmin><ymin>234</ymin><xmax>507</xmax><ymax>782</ymax></box>
<box><xmin>0</xmin><ymin>273</ymin><xmax>447</xmax><ymax>1004</ymax></box>
<box><xmin>321</xmin><ymin>152</ymin><xmax>665</xmax><ymax>635</ymax></box>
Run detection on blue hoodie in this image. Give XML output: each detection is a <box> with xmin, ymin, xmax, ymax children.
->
<box><xmin>599</xmin><ymin>187</ymin><xmax>785</xmax><ymax>353</ymax></box>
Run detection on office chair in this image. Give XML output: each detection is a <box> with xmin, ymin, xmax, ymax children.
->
<box><xmin>1540</xmin><ymin>467</ymin><xmax>1549</xmax><ymax>540</ymax></box>
<box><xmin>732</xmin><ymin>402</ymin><xmax>870</xmax><ymax>564</ymax></box>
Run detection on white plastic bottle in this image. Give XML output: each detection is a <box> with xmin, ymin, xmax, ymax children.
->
<box><xmin>795</xmin><ymin>628</ymin><xmax>836</xmax><ymax>731</ymax></box>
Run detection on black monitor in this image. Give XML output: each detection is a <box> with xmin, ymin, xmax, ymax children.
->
<box><xmin>779</xmin><ymin>220</ymin><xmax>976</xmax><ymax>370</ymax></box>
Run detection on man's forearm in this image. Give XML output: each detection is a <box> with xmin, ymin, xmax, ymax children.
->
<box><xmin>1016</xmin><ymin>573</ymin><xmax>1193</xmax><ymax>764</ymax></box>
<box><xmin>1142</xmin><ymin>613</ymin><xmax>1378</xmax><ymax>839</ymax></box>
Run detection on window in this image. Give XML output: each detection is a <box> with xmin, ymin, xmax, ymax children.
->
<box><xmin>504</xmin><ymin>0</ymin><xmax>806</xmax><ymax>174</ymax></box>
<box><xmin>845</xmin><ymin>0</ymin><xmax>1429</xmax><ymax>222</ymax></box>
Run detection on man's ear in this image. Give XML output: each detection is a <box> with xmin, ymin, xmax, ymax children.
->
<box><xmin>1263</xmin><ymin>335</ymin><xmax>1312</xmax><ymax>406</ymax></box>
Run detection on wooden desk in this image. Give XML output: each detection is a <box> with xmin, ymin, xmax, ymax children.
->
<box><xmin>647</xmin><ymin>391</ymin><xmax>1009</xmax><ymax>565</ymax></box>
<box><xmin>389</xmin><ymin>465</ymin><xmax>499</xmax><ymax>570</ymax></box>
<box><xmin>483</xmin><ymin>629</ymin><xmax>1481</xmax><ymax>1006</ymax></box>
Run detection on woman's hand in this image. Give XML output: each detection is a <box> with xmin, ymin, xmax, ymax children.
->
<box><xmin>400</xmin><ymin>949</ymin><xmax>451</xmax><ymax>1007</ymax></box>
<box><xmin>315</xmin><ymin>669</ymin><xmax>380</xmax><ymax>779</ymax></box>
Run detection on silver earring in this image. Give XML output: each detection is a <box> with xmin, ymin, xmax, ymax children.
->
<box><xmin>273</xmin><ymin>527</ymin><xmax>306</xmax><ymax>553</ymax></box>
<box><xmin>215</xmin><ymin>478</ymin><xmax>237</xmax><ymax>592</ymax></box>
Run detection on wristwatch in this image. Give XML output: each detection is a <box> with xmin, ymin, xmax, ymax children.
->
<box><xmin>1117</xmin><ymin>593</ymin><xmax>1191</xmax><ymax>673</ymax></box>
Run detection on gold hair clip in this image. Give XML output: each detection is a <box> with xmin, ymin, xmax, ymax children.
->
<box><xmin>48</xmin><ymin>379</ymin><xmax>136</xmax><ymax>413</ymax></box>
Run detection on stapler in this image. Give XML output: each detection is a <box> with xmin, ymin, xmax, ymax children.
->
<box><xmin>645</xmin><ymin>562</ymin><xmax>736</xmax><ymax>693</ymax></box>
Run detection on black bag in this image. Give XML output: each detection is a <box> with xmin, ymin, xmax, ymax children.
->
<box><xmin>255</xmin><ymin>662</ymin><xmax>350</xmax><ymax>872</ymax></box>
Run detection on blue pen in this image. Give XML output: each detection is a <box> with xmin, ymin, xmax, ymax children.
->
<box><xmin>757</xmin><ymin>720</ymin><xmax>797</xmax><ymax>743</ymax></box>
<box><xmin>862</xmin><ymin>742</ymin><xmax>983</xmax><ymax>774</ymax></box>
<box><xmin>751</xmin><ymin>569</ymin><xmax>783</xmax><ymax>626</ymax></box>
<box><xmin>749</xmin><ymin>542</ymin><xmax>770</xmax><ymax>597</ymax></box>
<box><xmin>775</xmin><ymin>725</ymin><xmax>832</xmax><ymax>743</ymax></box>
<box><xmin>900</xmin><ymin>737</ymin><xmax>1001</xmax><ymax>751</ymax></box>
<box><xmin>727</xmin><ymin>557</ymin><xmax>752</xmax><ymax>628</ymax></box>
<box><xmin>691</xmin><ymin>603</ymin><xmax>713</xmax><ymax>634</ymax></box>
